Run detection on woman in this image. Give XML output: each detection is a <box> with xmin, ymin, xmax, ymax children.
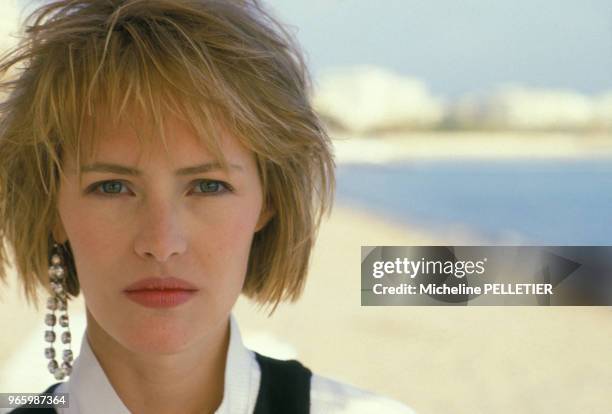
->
<box><xmin>0</xmin><ymin>1</ymin><xmax>413</xmax><ymax>413</ymax></box>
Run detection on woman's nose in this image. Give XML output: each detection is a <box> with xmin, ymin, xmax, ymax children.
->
<box><xmin>133</xmin><ymin>199</ymin><xmax>188</xmax><ymax>263</ymax></box>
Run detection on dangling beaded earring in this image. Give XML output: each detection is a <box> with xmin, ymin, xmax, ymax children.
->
<box><xmin>44</xmin><ymin>242</ymin><xmax>73</xmax><ymax>380</ymax></box>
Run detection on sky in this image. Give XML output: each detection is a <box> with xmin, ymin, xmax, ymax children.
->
<box><xmin>264</xmin><ymin>0</ymin><xmax>612</xmax><ymax>98</ymax></box>
<box><xmin>7</xmin><ymin>0</ymin><xmax>612</xmax><ymax>99</ymax></box>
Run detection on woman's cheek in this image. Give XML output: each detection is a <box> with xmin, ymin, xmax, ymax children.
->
<box><xmin>216</xmin><ymin>216</ymin><xmax>257</xmax><ymax>250</ymax></box>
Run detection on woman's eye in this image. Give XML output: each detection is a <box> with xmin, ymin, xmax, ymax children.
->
<box><xmin>192</xmin><ymin>180</ymin><xmax>230</xmax><ymax>195</ymax></box>
<box><xmin>90</xmin><ymin>180</ymin><xmax>130</xmax><ymax>195</ymax></box>
<box><xmin>86</xmin><ymin>179</ymin><xmax>230</xmax><ymax>197</ymax></box>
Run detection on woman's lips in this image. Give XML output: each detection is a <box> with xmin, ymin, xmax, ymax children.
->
<box><xmin>124</xmin><ymin>277</ymin><xmax>198</xmax><ymax>309</ymax></box>
<box><xmin>124</xmin><ymin>276</ymin><xmax>198</xmax><ymax>291</ymax></box>
<box><xmin>124</xmin><ymin>289</ymin><xmax>197</xmax><ymax>308</ymax></box>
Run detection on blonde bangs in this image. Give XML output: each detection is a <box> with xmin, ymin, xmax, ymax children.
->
<box><xmin>44</xmin><ymin>12</ymin><xmax>245</xmax><ymax>181</ymax></box>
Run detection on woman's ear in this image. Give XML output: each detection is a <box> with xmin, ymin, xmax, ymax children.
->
<box><xmin>51</xmin><ymin>214</ymin><xmax>68</xmax><ymax>244</ymax></box>
<box><xmin>255</xmin><ymin>203</ymin><xmax>275</xmax><ymax>232</ymax></box>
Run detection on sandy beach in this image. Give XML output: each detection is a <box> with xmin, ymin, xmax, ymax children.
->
<box><xmin>0</xmin><ymin>203</ymin><xmax>611</xmax><ymax>413</ymax></box>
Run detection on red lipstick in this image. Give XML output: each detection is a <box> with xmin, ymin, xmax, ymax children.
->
<box><xmin>124</xmin><ymin>277</ymin><xmax>198</xmax><ymax>309</ymax></box>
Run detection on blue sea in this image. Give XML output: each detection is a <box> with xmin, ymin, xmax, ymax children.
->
<box><xmin>336</xmin><ymin>159</ymin><xmax>612</xmax><ymax>245</ymax></box>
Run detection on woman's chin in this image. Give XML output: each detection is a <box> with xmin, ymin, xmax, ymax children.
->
<box><xmin>87</xmin><ymin>306</ymin><xmax>225</xmax><ymax>356</ymax></box>
<box><xmin>121</xmin><ymin>326</ymin><xmax>194</xmax><ymax>355</ymax></box>
<box><xmin>105</xmin><ymin>315</ymin><xmax>195</xmax><ymax>355</ymax></box>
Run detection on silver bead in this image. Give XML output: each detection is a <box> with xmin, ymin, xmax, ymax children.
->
<box><xmin>44</xmin><ymin>314</ymin><xmax>56</xmax><ymax>326</ymax></box>
<box><xmin>53</xmin><ymin>368</ymin><xmax>65</xmax><ymax>380</ymax></box>
<box><xmin>61</xmin><ymin>361</ymin><xmax>72</xmax><ymax>375</ymax></box>
<box><xmin>47</xmin><ymin>359</ymin><xmax>58</xmax><ymax>373</ymax></box>
<box><xmin>51</xmin><ymin>254</ymin><xmax>61</xmax><ymax>265</ymax></box>
<box><xmin>46</xmin><ymin>297</ymin><xmax>58</xmax><ymax>311</ymax></box>
<box><xmin>44</xmin><ymin>347</ymin><xmax>56</xmax><ymax>359</ymax></box>
<box><xmin>62</xmin><ymin>349</ymin><xmax>73</xmax><ymax>363</ymax></box>
<box><xmin>44</xmin><ymin>330</ymin><xmax>56</xmax><ymax>343</ymax></box>
<box><xmin>48</xmin><ymin>264</ymin><xmax>65</xmax><ymax>279</ymax></box>
<box><xmin>51</xmin><ymin>281</ymin><xmax>64</xmax><ymax>294</ymax></box>
<box><xmin>46</xmin><ymin>251</ymin><xmax>72</xmax><ymax>381</ymax></box>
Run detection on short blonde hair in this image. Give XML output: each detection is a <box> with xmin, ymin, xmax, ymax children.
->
<box><xmin>0</xmin><ymin>0</ymin><xmax>334</xmax><ymax>311</ymax></box>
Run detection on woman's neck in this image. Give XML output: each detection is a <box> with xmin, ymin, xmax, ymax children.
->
<box><xmin>85</xmin><ymin>310</ymin><xmax>229</xmax><ymax>414</ymax></box>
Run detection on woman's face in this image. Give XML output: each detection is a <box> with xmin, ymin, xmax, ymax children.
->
<box><xmin>55</xmin><ymin>115</ymin><xmax>271</xmax><ymax>354</ymax></box>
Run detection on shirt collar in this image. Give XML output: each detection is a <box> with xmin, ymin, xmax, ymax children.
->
<box><xmin>216</xmin><ymin>314</ymin><xmax>259</xmax><ymax>413</ymax></box>
<box><xmin>58</xmin><ymin>313</ymin><xmax>259</xmax><ymax>414</ymax></box>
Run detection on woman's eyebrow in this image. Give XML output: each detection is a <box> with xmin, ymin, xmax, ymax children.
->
<box><xmin>80</xmin><ymin>162</ymin><xmax>244</xmax><ymax>176</ymax></box>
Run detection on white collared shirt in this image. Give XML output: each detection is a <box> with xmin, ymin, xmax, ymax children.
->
<box><xmin>54</xmin><ymin>315</ymin><xmax>414</xmax><ymax>414</ymax></box>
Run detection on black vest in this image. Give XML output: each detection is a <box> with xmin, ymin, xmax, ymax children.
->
<box><xmin>9</xmin><ymin>352</ymin><xmax>312</xmax><ymax>414</ymax></box>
